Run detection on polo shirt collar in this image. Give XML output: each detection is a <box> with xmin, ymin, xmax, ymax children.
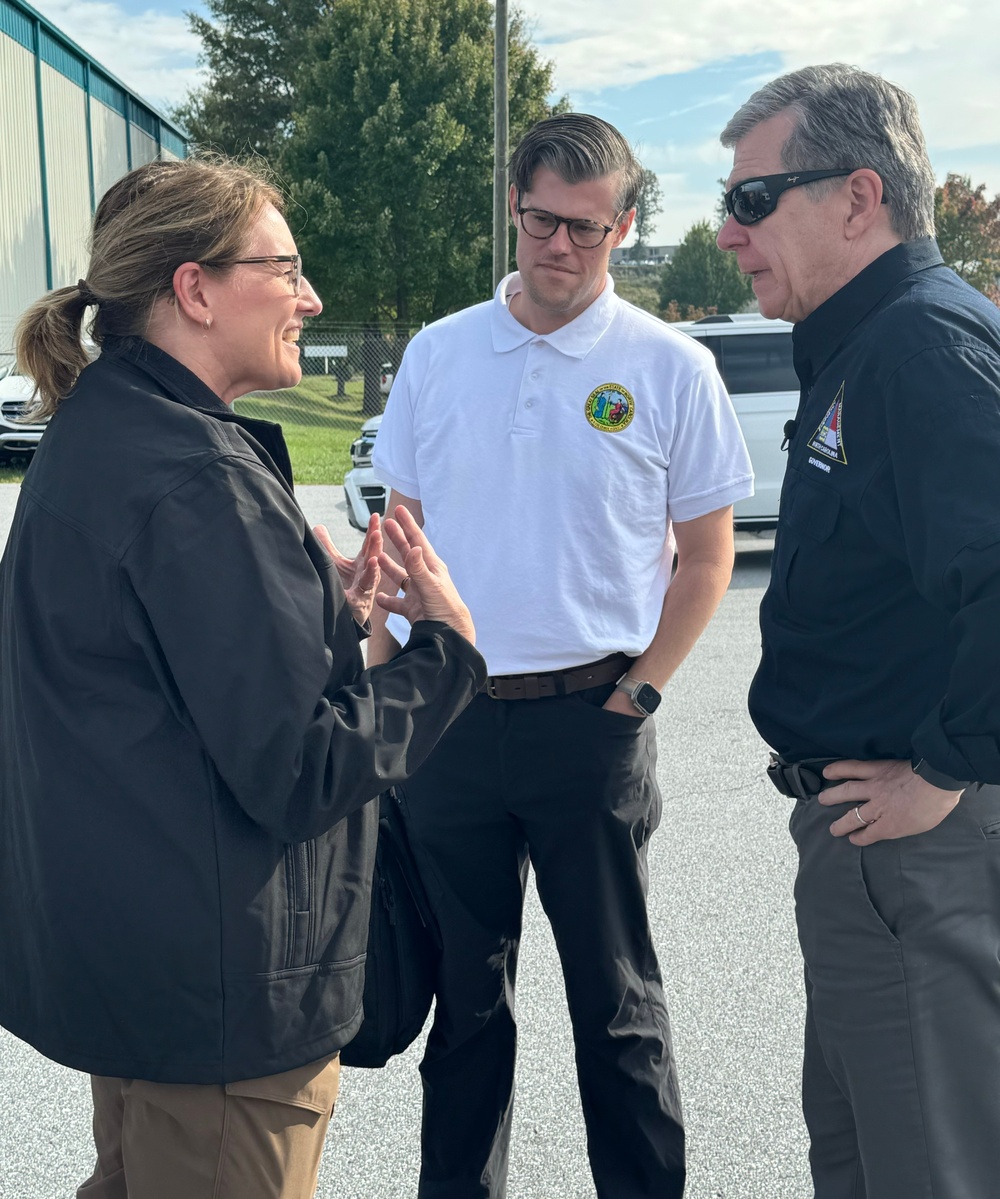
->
<box><xmin>491</xmin><ymin>271</ymin><xmax>619</xmax><ymax>358</ymax></box>
<box><xmin>793</xmin><ymin>237</ymin><xmax>944</xmax><ymax>383</ymax></box>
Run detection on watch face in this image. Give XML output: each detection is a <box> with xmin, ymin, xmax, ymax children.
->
<box><xmin>635</xmin><ymin>682</ymin><xmax>661</xmax><ymax>714</ymax></box>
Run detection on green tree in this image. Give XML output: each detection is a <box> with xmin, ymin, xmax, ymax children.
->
<box><xmin>172</xmin><ymin>0</ymin><xmax>325</xmax><ymax>156</ymax></box>
<box><xmin>630</xmin><ymin>168</ymin><xmax>662</xmax><ymax>261</ymax></box>
<box><xmin>935</xmin><ymin>174</ymin><xmax>1000</xmax><ymax>298</ymax></box>
<box><xmin>612</xmin><ymin>278</ymin><xmax>661</xmax><ymax>315</ymax></box>
<box><xmin>281</xmin><ymin>0</ymin><xmax>559</xmax><ymax>327</ymax></box>
<box><xmin>659</xmin><ymin>219</ymin><xmax>752</xmax><ymax>316</ymax></box>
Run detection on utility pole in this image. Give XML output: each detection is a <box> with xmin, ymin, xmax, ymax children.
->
<box><xmin>492</xmin><ymin>0</ymin><xmax>509</xmax><ymax>292</ymax></box>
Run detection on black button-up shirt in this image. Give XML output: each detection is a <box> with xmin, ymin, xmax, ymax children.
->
<box><xmin>749</xmin><ymin>237</ymin><xmax>1000</xmax><ymax>784</ymax></box>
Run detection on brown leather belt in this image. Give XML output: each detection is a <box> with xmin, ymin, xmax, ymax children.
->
<box><xmin>482</xmin><ymin>652</ymin><xmax>632</xmax><ymax>701</ymax></box>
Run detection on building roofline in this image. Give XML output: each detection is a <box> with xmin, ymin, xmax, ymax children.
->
<box><xmin>2</xmin><ymin>0</ymin><xmax>189</xmax><ymax>139</ymax></box>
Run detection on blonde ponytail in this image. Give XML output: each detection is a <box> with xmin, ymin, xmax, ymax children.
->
<box><xmin>14</xmin><ymin>285</ymin><xmax>93</xmax><ymax>419</ymax></box>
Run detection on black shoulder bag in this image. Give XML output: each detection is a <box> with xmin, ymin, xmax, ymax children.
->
<box><xmin>340</xmin><ymin>788</ymin><xmax>441</xmax><ymax>1068</ymax></box>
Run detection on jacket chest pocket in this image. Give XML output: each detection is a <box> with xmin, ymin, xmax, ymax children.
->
<box><xmin>774</xmin><ymin>470</ymin><xmax>842</xmax><ymax>607</ymax></box>
<box><xmin>284</xmin><ymin>840</ymin><xmax>314</xmax><ymax>969</ymax></box>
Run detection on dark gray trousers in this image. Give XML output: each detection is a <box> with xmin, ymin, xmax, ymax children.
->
<box><xmin>790</xmin><ymin>784</ymin><xmax>1000</xmax><ymax>1199</ymax></box>
<box><xmin>398</xmin><ymin>683</ymin><xmax>685</xmax><ymax>1199</ymax></box>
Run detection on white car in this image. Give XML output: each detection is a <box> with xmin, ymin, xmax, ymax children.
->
<box><xmin>344</xmin><ymin>414</ymin><xmax>387</xmax><ymax>530</ymax></box>
<box><xmin>0</xmin><ymin>358</ymin><xmax>47</xmax><ymax>461</ymax></box>
<box><xmin>342</xmin><ymin>314</ymin><xmax>796</xmax><ymax>534</ymax></box>
<box><xmin>675</xmin><ymin>313</ymin><xmax>796</xmax><ymax>530</ymax></box>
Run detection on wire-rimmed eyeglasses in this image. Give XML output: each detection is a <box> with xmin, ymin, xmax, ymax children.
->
<box><xmin>202</xmin><ymin>254</ymin><xmax>303</xmax><ymax>294</ymax></box>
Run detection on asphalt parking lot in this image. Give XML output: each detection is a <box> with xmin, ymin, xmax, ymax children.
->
<box><xmin>0</xmin><ymin>484</ymin><xmax>808</xmax><ymax>1199</ymax></box>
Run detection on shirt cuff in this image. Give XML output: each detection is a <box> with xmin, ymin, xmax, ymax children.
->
<box><xmin>911</xmin><ymin>757</ymin><xmax>971</xmax><ymax>792</ymax></box>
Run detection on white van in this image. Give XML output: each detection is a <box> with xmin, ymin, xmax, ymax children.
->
<box><xmin>675</xmin><ymin>313</ymin><xmax>797</xmax><ymax>530</ymax></box>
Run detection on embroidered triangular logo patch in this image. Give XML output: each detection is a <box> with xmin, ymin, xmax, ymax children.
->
<box><xmin>808</xmin><ymin>381</ymin><xmax>847</xmax><ymax>464</ymax></box>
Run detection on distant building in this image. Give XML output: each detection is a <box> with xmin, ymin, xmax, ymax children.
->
<box><xmin>0</xmin><ymin>0</ymin><xmax>189</xmax><ymax>349</ymax></box>
<box><xmin>610</xmin><ymin>245</ymin><xmax>678</xmax><ymax>267</ymax></box>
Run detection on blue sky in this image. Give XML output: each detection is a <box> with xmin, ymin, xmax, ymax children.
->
<box><xmin>31</xmin><ymin>0</ymin><xmax>1000</xmax><ymax>246</ymax></box>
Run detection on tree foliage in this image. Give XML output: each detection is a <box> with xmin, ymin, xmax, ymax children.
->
<box><xmin>659</xmin><ymin>219</ymin><xmax>753</xmax><ymax>316</ymax></box>
<box><xmin>176</xmin><ymin>0</ymin><xmax>561</xmax><ymax>326</ymax></box>
<box><xmin>935</xmin><ymin>174</ymin><xmax>1000</xmax><ymax>300</ymax></box>
<box><xmin>630</xmin><ymin>168</ymin><xmax>663</xmax><ymax>260</ymax></box>
<box><xmin>281</xmin><ymin>0</ymin><xmax>559</xmax><ymax>324</ymax></box>
<box><xmin>172</xmin><ymin>0</ymin><xmax>326</xmax><ymax>157</ymax></box>
<box><xmin>611</xmin><ymin>277</ymin><xmax>660</xmax><ymax>315</ymax></box>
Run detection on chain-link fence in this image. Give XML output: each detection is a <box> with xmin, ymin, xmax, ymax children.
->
<box><xmin>232</xmin><ymin>322</ymin><xmax>415</xmax><ymax>485</ymax></box>
<box><xmin>1</xmin><ymin>319</ymin><xmax>413</xmax><ymax>484</ymax></box>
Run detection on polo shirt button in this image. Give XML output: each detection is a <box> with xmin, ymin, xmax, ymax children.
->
<box><xmin>525</xmin><ymin>400</ymin><xmax>535</xmax><ymax>408</ymax></box>
<box><xmin>531</xmin><ymin>371</ymin><xmax>540</xmax><ymax>380</ymax></box>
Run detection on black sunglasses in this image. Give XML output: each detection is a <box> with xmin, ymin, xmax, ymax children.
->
<box><xmin>724</xmin><ymin>170</ymin><xmax>859</xmax><ymax>225</ymax></box>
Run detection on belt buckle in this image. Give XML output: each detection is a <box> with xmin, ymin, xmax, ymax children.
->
<box><xmin>766</xmin><ymin>753</ymin><xmax>796</xmax><ymax>798</ymax></box>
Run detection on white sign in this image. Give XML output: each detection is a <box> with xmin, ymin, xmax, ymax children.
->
<box><xmin>304</xmin><ymin>345</ymin><xmax>348</xmax><ymax>357</ymax></box>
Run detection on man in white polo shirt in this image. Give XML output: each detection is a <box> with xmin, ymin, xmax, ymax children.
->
<box><xmin>370</xmin><ymin>113</ymin><xmax>753</xmax><ymax>1199</ymax></box>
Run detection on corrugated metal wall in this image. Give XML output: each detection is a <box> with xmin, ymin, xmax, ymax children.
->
<box><xmin>130</xmin><ymin>128</ymin><xmax>159</xmax><ymax>168</ymax></box>
<box><xmin>0</xmin><ymin>33</ymin><xmax>46</xmax><ymax>351</ymax></box>
<box><xmin>90</xmin><ymin>99</ymin><xmax>129</xmax><ymax>202</ymax></box>
<box><xmin>0</xmin><ymin>0</ymin><xmax>188</xmax><ymax>351</ymax></box>
<box><xmin>41</xmin><ymin>63</ymin><xmax>92</xmax><ymax>292</ymax></box>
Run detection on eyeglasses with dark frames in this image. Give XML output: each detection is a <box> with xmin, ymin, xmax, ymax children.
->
<box><xmin>515</xmin><ymin>200</ymin><xmax>622</xmax><ymax>249</ymax></box>
<box><xmin>201</xmin><ymin>254</ymin><xmax>303</xmax><ymax>294</ymax></box>
<box><xmin>723</xmin><ymin>170</ymin><xmax>861</xmax><ymax>226</ymax></box>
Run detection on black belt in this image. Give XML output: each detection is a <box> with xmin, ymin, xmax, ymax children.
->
<box><xmin>766</xmin><ymin>754</ymin><xmax>841</xmax><ymax>800</ymax></box>
<box><xmin>482</xmin><ymin>652</ymin><xmax>631</xmax><ymax>701</ymax></box>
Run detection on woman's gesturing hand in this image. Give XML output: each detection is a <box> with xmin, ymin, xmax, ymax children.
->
<box><xmin>376</xmin><ymin>506</ymin><xmax>476</xmax><ymax>645</ymax></box>
<box><xmin>313</xmin><ymin>514</ymin><xmax>382</xmax><ymax>628</ymax></box>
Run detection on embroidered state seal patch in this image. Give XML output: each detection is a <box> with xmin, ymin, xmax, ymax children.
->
<box><xmin>808</xmin><ymin>381</ymin><xmax>848</xmax><ymax>464</ymax></box>
<box><xmin>585</xmin><ymin>383</ymin><xmax>634</xmax><ymax>432</ymax></box>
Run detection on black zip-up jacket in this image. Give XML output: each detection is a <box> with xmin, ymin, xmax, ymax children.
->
<box><xmin>0</xmin><ymin>339</ymin><xmax>485</xmax><ymax>1083</ymax></box>
<box><xmin>749</xmin><ymin>239</ymin><xmax>1000</xmax><ymax>785</ymax></box>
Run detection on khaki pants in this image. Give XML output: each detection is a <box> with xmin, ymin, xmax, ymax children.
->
<box><xmin>76</xmin><ymin>1054</ymin><xmax>340</xmax><ymax>1199</ymax></box>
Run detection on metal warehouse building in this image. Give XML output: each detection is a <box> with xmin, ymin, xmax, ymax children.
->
<box><xmin>0</xmin><ymin>0</ymin><xmax>188</xmax><ymax>350</ymax></box>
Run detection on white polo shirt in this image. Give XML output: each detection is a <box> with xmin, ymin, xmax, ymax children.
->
<box><xmin>373</xmin><ymin>273</ymin><xmax>753</xmax><ymax>675</ymax></box>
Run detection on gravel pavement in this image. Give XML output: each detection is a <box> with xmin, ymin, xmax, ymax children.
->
<box><xmin>0</xmin><ymin>481</ymin><xmax>807</xmax><ymax>1198</ymax></box>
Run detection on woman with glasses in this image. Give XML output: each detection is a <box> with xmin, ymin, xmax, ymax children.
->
<box><xmin>0</xmin><ymin>156</ymin><xmax>485</xmax><ymax>1199</ymax></box>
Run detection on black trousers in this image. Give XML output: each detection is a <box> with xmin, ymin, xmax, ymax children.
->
<box><xmin>790</xmin><ymin>783</ymin><xmax>1000</xmax><ymax>1199</ymax></box>
<box><xmin>398</xmin><ymin>682</ymin><xmax>685</xmax><ymax>1199</ymax></box>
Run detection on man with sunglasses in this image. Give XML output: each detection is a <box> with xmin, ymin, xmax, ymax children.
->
<box><xmin>717</xmin><ymin>64</ymin><xmax>1000</xmax><ymax>1197</ymax></box>
<box><xmin>369</xmin><ymin>113</ymin><xmax>753</xmax><ymax>1197</ymax></box>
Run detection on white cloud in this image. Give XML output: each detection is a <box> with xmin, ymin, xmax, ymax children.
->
<box><xmin>31</xmin><ymin>0</ymin><xmax>202</xmax><ymax>112</ymax></box>
<box><xmin>518</xmin><ymin>0</ymin><xmax>1000</xmax><ymax>241</ymax></box>
<box><xmin>524</xmin><ymin>0</ymin><xmax>998</xmax><ymax>153</ymax></box>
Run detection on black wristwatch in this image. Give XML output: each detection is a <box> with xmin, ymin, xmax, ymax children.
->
<box><xmin>614</xmin><ymin>675</ymin><xmax>662</xmax><ymax>716</ymax></box>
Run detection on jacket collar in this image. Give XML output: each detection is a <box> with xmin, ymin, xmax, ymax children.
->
<box><xmin>792</xmin><ymin>237</ymin><xmax>944</xmax><ymax>385</ymax></box>
<box><xmin>102</xmin><ymin>337</ymin><xmax>295</xmax><ymax>488</ymax></box>
<box><xmin>490</xmin><ymin>271</ymin><xmax>619</xmax><ymax>359</ymax></box>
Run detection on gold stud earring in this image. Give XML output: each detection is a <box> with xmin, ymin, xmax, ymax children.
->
<box><xmin>204</xmin><ymin>317</ymin><xmax>212</xmax><ymax>330</ymax></box>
